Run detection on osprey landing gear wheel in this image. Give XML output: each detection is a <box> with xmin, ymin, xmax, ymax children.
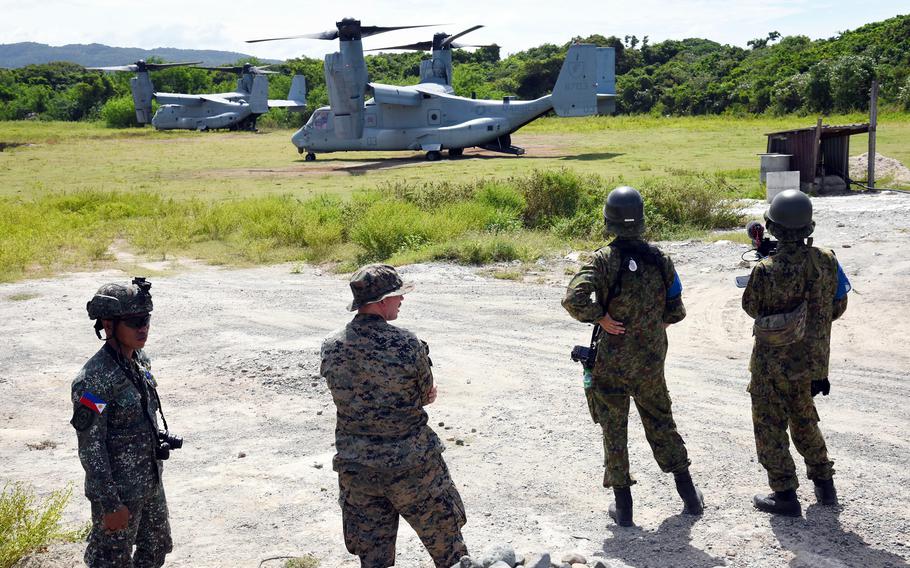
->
<box><xmin>305</xmin><ymin>152</ymin><xmax>316</xmax><ymax>162</ymax></box>
<box><xmin>448</xmin><ymin>148</ymin><xmax>464</xmax><ymax>158</ymax></box>
<box><xmin>426</xmin><ymin>150</ymin><xmax>441</xmax><ymax>161</ymax></box>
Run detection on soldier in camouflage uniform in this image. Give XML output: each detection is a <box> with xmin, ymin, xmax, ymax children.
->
<box><xmin>320</xmin><ymin>264</ymin><xmax>468</xmax><ymax>568</ymax></box>
<box><xmin>743</xmin><ymin>190</ymin><xmax>850</xmax><ymax>516</ymax></box>
<box><xmin>562</xmin><ymin>186</ymin><xmax>703</xmax><ymax>527</ymax></box>
<box><xmin>72</xmin><ymin>277</ymin><xmax>174</xmax><ymax>567</ymax></box>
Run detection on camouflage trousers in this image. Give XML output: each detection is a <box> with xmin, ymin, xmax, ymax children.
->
<box><xmin>749</xmin><ymin>373</ymin><xmax>834</xmax><ymax>492</ymax></box>
<box><xmin>85</xmin><ymin>483</ymin><xmax>172</xmax><ymax>568</ymax></box>
<box><xmin>591</xmin><ymin>373</ymin><xmax>691</xmax><ymax>488</ymax></box>
<box><xmin>337</xmin><ymin>452</ymin><xmax>467</xmax><ymax>568</ymax></box>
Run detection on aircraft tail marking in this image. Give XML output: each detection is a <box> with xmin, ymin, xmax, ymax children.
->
<box><xmin>552</xmin><ymin>44</ymin><xmax>598</xmax><ymax>117</ymax></box>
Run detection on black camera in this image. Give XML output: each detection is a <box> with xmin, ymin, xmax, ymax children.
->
<box><xmin>571</xmin><ymin>345</ymin><xmax>596</xmax><ymax>369</ymax></box>
<box><xmin>746</xmin><ymin>221</ymin><xmax>777</xmax><ymax>258</ymax></box>
<box><xmin>156</xmin><ymin>430</ymin><xmax>183</xmax><ymax>460</ymax></box>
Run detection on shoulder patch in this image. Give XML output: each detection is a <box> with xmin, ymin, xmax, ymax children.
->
<box><xmin>78</xmin><ymin>392</ymin><xmax>107</xmax><ymax>415</ymax></box>
<box><xmin>71</xmin><ymin>405</ymin><xmax>95</xmax><ymax>431</ymax></box>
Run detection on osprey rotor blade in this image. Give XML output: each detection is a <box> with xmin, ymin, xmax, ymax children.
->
<box><xmin>359</xmin><ymin>24</ymin><xmax>441</xmax><ymax>38</ymax></box>
<box><xmin>87</xmin><ymin>60</ymin><xmax>200</xmax><ymax>72</ymax></box>
<box><xmin>249</xmin><ymin>21</ymin><xmax>442</xmax><ymax>43</ymax></box>
<box><xmin>246</xmin><ymin>31</ymin><xmax>334</xmax><ymax>43</ymax></box>
<box><xmin>450</xmin><ymin>43</ymin><xmax>497</xmax><ymax>49</ymax></box>
<box><xmin>196</xmin><ymin>66</ymin><xmax>243</xmax><ymax>72</ymax></box>
<box><xmin>86</xmin><ymin>64</ymin><xmax>139</xmax><ymax>72</ymax></box>
<box><xmin>441</xmin><ymin>25</ymin><xmax>484</xmax><ymax>48</ymax></box>
<box><xmin>145</xmin><ymin>61</ymin><xmax>202</xmax><ymax>70</ymax></box>
<box><xmin>197</xmin><ymin>64</ymin><xmax>276</xmax><ymax>74</ymax></box>
<box><xmin>365</xmin><ymin>41</ymin><xmax>434</xmax><ymax>52</ymax></box>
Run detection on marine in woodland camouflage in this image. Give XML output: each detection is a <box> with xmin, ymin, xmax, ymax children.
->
<box><xmin>321</xmin><ymin>312</ymin><xmax>466</xmax><ymax>567</ymax></box>
<box><xmin>743</xmin><ymin>243</ymin><xmax>848</xmax><ymax>491</ymax></box>
<box><xmin>71</xmin><ymin>345</ymin><xmax>172</xmax><ymax>567</ymax></box>
<box><xmin>320</xmin><ymin>313</ymin><xmax>442</xmax><ymax>471</ymax></box>
<box><xmin>562</xmin><ymin>238</ymin><xmax>691</xmax><ymax>488</ymax></box>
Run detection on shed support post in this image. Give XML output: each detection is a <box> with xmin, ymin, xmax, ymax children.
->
<box><xmin>812</xmin><ymin>117</ymin><xmax>823</xmax><ymax>194</ymax></box>
<box><xmin>868</xmin><ymin>79</ymin><xmax>878</xmax><ymax>190</ymax></box>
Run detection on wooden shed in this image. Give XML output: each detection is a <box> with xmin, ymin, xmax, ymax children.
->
<box><xmin>765</xmin><ymin>122</ymin><xmax>869</xmax><ymax>192</ymax></box>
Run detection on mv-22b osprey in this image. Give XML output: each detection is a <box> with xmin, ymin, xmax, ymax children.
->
<box><xmin>89</xmin><ymin>61</ymin><xmax>307</xmax><ymax>131</ymax></box>
<box><xmin>248</xmin><ymin>19</ymin><xmax>615</xmax><ymax>161</ymax></box>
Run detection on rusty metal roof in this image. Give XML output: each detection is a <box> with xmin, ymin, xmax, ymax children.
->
<box><xmin>765</xmin><ymin>123</ymin><xmax>870</xmax><ymax>139</ymax></box>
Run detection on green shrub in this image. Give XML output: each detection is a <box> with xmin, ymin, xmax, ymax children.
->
<box><xmin>431</xmin><ymin>201</ymin><xmax>501</xmax><ymax>235</ymax></box>
<box><xmin>517</xmin><ymin>168</ymin><xmax>589</xmax><ymax>228</ymax></box>
<box><xmin>0</xmin><ymin>484</ymin><xmax>74</xmax><ymax>568</ymax></box>
<box><xmin>350</xmin><ymin>200</ymin><xmax>433</xmax><ymax>261</ymax></box>
<box><xmin>474</xmin><ymin>181</ymin><xmax>526</xmax><ymax>213</ymax></box>
<box><xmin>100</xmin><ymin>96</ymin><xmax>141</xmax><ymax>128</ymax></box>
<box><xmin>639</xmin><ymin>176</ymin><xmax>743</xmax><ymax>239</ymax></box>
<box><xmin>404</xmin><ymin>234</ymin><xmax>526</xmax><ymax>264</ymax></box>
<box><xmin>377</xmin><ymin>179</ymin><xmax>476</xmax><ymax>209</ymax></box>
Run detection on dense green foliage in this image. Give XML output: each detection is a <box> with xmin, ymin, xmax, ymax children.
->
<box><xmin>1</xmin><ymin>15</ymin><xmax>906</xmax><ymax>125</ymax></box>
<box><xmin>0</xmin><ymin>168</ymin><xmax>743</xmax><ymax>281</ymax></box>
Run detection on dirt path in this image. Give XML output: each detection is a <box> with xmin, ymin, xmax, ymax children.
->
<box><xmin>1</xmin><ymin>193</ymin><xmax>909</xmax><ymax>568</ymax></box>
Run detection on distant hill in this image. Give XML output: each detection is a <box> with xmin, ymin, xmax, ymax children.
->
<box><xmin>0</xmin><ymin>42</ymin><xmax>280</xmax><ymax>68</ymax></box>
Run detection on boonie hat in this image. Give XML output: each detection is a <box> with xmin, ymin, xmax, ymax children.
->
<box><xmin>347</xmin><ymin>264</ymin><xmax>414</xmax><ymax>311</ymax></box>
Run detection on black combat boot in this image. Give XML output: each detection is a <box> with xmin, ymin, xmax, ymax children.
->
<box><xmin>674</xmin><ymin>469</ymin><xmax>704</xmax><ymax>515</ymax></box>
<box><xmin>813</xmin><ymin>478</ymin><xmax>838</xmax><ymax>505</ymax></box>
<box><xmin>608</xmin><ymin>486</ymin><xmax>634</xmax><ymax>527</ymax></box>
<box><xmin>753</xmin><ymin>489</ymin><xmax>801</xmax><ymax>517</ymax></box>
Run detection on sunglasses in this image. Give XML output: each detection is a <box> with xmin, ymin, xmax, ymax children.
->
<box><xmin>120</xmin><ymin>313</ymin><xmax>152</xmax><ymax>329</ymax></box>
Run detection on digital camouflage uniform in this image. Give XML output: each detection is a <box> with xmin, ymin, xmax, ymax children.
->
<box><xmin>321</xmin><ymin>312</ymin><xmax>467</xmax><ymax>568</ymax></box>
<box><xmin>71</xmin><ymin>344</ymin><xmax>171</xmax><ymax>568</ymax></box>
<box><xmin>743</xmin><ymin>243</ymin><xmax>849</xmax><ymax>492</ymax></box>
<box><xmin>562</xmin><ymin>238</ymin><xmax>690</xmax><ymax>488</ymax></box>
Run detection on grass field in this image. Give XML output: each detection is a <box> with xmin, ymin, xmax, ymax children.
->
<box><xmin>1</xmin><ymin>113</ymin><xmax>908</xmax><ymax>282</ymax></box>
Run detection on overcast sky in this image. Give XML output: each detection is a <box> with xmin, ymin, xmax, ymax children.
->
<box><xmin>1</xmin><ymin>0</ymin><xmax>905</xmax><ymax>60</ymax></box>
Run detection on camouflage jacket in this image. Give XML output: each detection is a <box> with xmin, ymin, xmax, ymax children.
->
<box><xmin>320</xmin><ymin>314</ymin><xmax>442</xmax><ymax>471</ymax></box>
<box><xmin>562</xmin><ymin>238</ymin><xmax>686</xmax><ymax>385</ymax></box>
<box><xmin>742</xmin><ymin>243</ymin><xmax>848</xmax><ymax>382</ymax></box>
<box><xmin>71</xmin><ymin>344</ymin><xmax>162</xmax><ymax>513</ymax></box>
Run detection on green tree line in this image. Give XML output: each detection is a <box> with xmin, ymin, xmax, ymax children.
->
<box><xmin>1</xmin><ymin>14</ymin><xmax>908</xmax><ymax>127</ymax></box>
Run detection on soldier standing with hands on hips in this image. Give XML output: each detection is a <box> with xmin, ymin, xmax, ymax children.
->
<box><xmin>742</xmin><ymin>189</ymin><xmax>850</xmax><ymax>516</ymax></box>
<box><xmin>562</xmin><ymin>186</ymin><xmax>704</xmax><ymax>527</ymax></box>
<box><xmin>71</xmin><ymin>277</ymin><xmax>181</xmax><ymax>567</ymax></box>
<box><xmin>320</xmin><ymin>264</ymin><xmax>468</xmax><ymax>568</ymax></box>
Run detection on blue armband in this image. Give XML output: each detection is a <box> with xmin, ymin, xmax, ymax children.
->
<box><xmin>666</xmin><ymin>272</ymin><xmax>682</xmax><ymax>299</ymax></box>
<box><xmin>835</xmin><ymin>261</ymin><xmax>851</xmax><ymax>300</ymax></box>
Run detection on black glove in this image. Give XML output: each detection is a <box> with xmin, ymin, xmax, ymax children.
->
<box><xmin>811</xmin><ymin>378</ymin><xmax>831</xmax><ymax>397</ymax></box>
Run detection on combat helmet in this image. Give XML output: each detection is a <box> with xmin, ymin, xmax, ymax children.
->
<box><xmin>87</xmin><ymin>277</ymin><xmax>153</xmax><ymax>321</ymax></box>
<box><xmin>764</xmin><ymin>189</ymin><xmax>815</xmax><ymax>241</ymax></box>
<box><xmin>603</xmin><ymin>186</ymin><xmax>645</xmax><ymax>238</ymax></box>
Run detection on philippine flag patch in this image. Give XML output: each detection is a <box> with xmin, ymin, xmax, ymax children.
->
<box><xmin>79</xmin><ymin>392</ymin><xmax>107</xmax><ymax>415</ymax></box>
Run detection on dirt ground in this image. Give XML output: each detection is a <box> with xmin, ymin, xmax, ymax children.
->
<box><xmin>1</xmin><ymin>192</ymin><xmax>909</xmax><ymax>568</ymax></box>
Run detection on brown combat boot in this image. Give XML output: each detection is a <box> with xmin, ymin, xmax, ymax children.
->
<box><xmin>608</xmin><ymin>486</ymin><xmax>634</xmax><ymax>527</ymax></box>
<box><xmin>753</xmin><ymin>489</ymin><xmax>801</xmax><ymax>517</ymax></box>
<box><xmin>813</xmin><ymin>478</ymin><xmax>838</xmax><ymax>505</ymax></box>
<box><xmin>674</xmin><ymin>469</ymin><xmax>704</xmax><ymax>515</ymax></box>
